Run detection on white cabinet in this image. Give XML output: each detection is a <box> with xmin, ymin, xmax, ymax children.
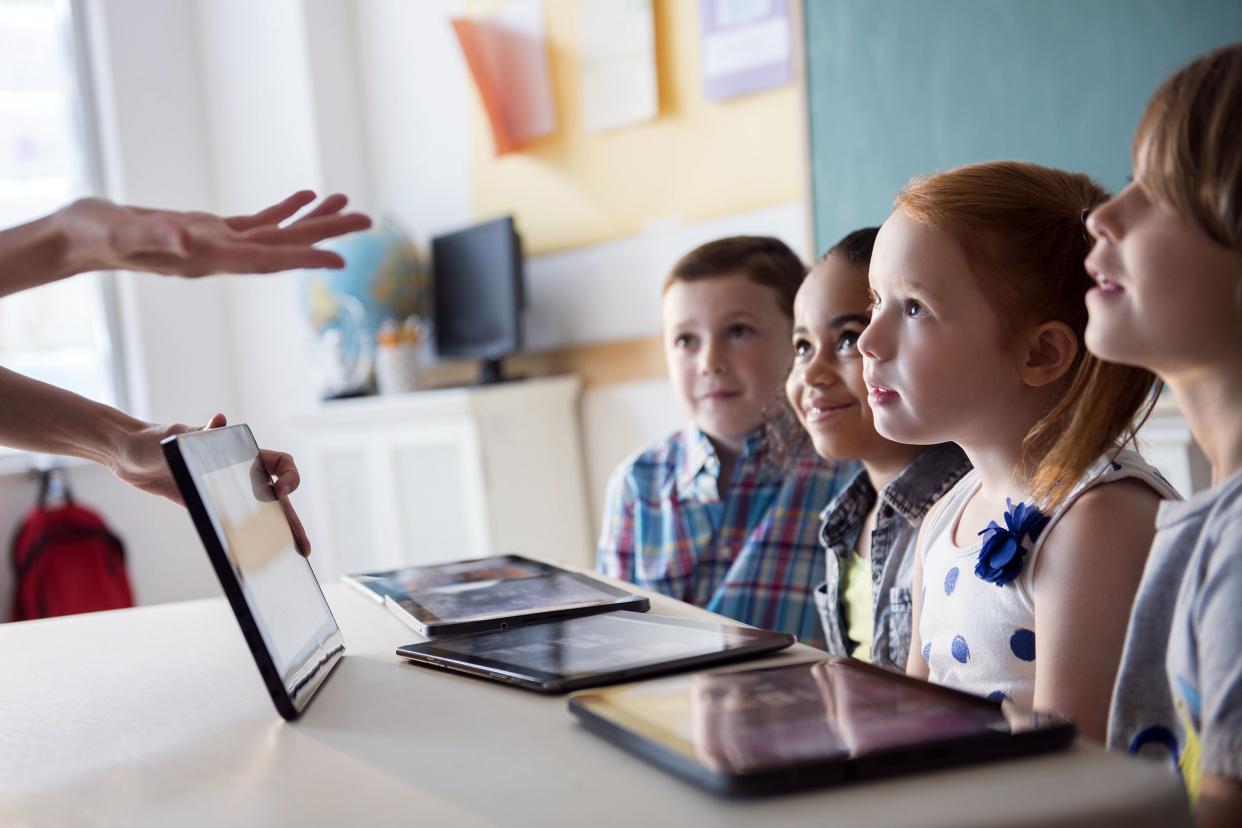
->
<box><xmin>292</xmin><ymin>375</ymin><xmax>593</xmax><ymax>579</ymax></box>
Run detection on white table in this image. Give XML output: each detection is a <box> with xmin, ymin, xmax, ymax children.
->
<box><xmin>0</xmin><ymin>584</ymin><xmax>1189</xmax><ymax>827</ymax></box>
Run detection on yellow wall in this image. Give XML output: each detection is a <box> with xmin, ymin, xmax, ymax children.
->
<box><xmin>465</xmin><ymin>0</ymin><xmax>804</xmax><ymax>254</ymax></box>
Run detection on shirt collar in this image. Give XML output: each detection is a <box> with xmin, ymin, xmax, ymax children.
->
<box><xmin>818</xmin><ymin>443</ymin><xmax>971</xmax><ymax>549</ymax></box>
<box><xmin>677</xmin><ymin>426</ymin><xmax>717</xmax><ymax>493</ymax></box>
<box><xmin>675</xmin><ymin>425</ymin><xmax>768</xmax><ymax>496</ymax></box>
<box><xmin>1156</xmin><ymin>465</ymin><xmax>1242</xmax><ymax>529</ymax></box>
<box><xmin>878</xmin><ymin>442</ymin><xmax>973</xmax><ymax>523</ymax></box>
<box><xmin>819</xmin><ymin>466</ymin><xmax>875</xmax><ymax>550</ymax></box>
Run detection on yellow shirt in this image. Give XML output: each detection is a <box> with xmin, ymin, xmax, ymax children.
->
<box><xmin>842</xmin><ymin>549</ymin><xmax>873</xmax><ymax>662</ymax></box>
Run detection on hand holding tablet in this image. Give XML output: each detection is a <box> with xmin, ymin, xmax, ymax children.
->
<box><xmin>163</xmin><ymin>425</ymin><xmax>342</xmax><ymax>720</ymax></box>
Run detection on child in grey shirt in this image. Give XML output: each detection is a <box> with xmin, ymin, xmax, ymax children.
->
<box><xmin>1085</xmin><ymin>44</ymin><xmax>1242</xmax><ymax>825</ymax></box>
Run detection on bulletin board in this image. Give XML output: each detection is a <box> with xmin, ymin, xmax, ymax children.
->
<box><xmin>803</xmin><ymin>0</ymin><xmax>1242</xmax><ymax>255</ymax></box>
<box><xmin>463</xmin><ymin>0</ymin><xmax>805</xmax><ymax>255</ymax></box>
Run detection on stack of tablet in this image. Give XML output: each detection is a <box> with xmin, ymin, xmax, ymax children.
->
<box><xmin>346</xmin><ymin>555</ymin><xmax>796</xmax><ymax>693</ymax></box>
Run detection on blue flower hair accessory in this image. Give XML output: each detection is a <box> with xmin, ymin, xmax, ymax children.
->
<box><xmin>975</xmin><ymin>498</ymin><xmax>1050</xmax><ymax>587</ymax></box>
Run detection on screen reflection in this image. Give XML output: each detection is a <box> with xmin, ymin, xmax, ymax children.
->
<box><xmin>689</xmin><ymin>659</ymin><xmax>1011</xmax><ymax>774</ymax></box>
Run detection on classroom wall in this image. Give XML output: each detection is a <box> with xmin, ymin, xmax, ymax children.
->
<box><xmin>0</xmin><ymin>0</ymin><xmax>809</xmax><ymax>616</ymax></box>
<box><xmin>804</xmin><ymin>0</ymin><xmax>1242</xmax><ymax>251</ymax></box>
<box><xmin>8</xmin><ymin>1</ymin><xmax>1221</xmax><ymax>614</ymax></box>
<box><xmin>211</xmin><ymin>0</ymin><xmax>811</xmax><ymax>549</ymax></box>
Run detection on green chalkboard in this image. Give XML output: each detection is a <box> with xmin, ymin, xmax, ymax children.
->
<box><xmin>804</xmin><ymin>1</ymin><xmax>1242</xmax><ymax>254</ymax></box>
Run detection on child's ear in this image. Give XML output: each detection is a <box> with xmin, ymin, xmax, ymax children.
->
<box><xmin>1019</xmin><ymin>321</ymin><xmax>1078</xmax><ymax>388</ymax></box>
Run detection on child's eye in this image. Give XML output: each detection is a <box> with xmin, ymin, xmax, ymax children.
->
<box><xmin>904</xmin><ymin>300</ymin><xmax>925</xmax><ymax>318</ymax></box>
<box><xmin>673</xmin><ymin>333</ymin><xmax>696</xmax><ymax>349</ymax></box>
<box><xmin>836</xmin><ymin>330</ymin><xmax>861</xmax><ymax>354</ymax></box>
<box><xmin>726</xmin><ymin>323</ymin><xmax>754</xmax><ymax>339</ymax></box>
<box><xmin>868</xmin><ymin>291</ymin><xmax>881</xmax><ymax>311</ymax></box>
<box><xmin>793</xmin><ymin>337</ymin><xmax>813</xmax><ymax>359</ymax></box>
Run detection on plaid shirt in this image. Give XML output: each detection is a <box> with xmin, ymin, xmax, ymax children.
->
<box><xmin>596</xmin><ymin>426</ymin><xmax>853</xmax><ymax>648</ymax></box>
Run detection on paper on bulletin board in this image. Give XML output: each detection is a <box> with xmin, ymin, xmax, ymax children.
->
<box><xmin>452</xmin><ymin>0</ymin><xmax>557</xmax><ymax>155</ymax></box>
<box><xmin>467</xmin><ymin>0</ymin><xmax>804</xmax><ymax>255</ymax></box>
<box><xmin>578</xmin><ymin>0</ymin><xmax>658</xmax><ymax>133</ymax></box>
<box><xmin>699</xmin><ymin>0</ymin><xmax>792</xmax><ymax>101</ymax></box>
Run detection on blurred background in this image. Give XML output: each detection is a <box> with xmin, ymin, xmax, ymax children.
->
<box><xmin>0</xmin><ymin>0</ymin><xmax>1236</xmax><ymax>617</ymax></box>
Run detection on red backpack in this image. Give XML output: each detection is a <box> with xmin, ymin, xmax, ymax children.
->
<box><xmin>9</xmin><ymin>469</ymin><xmax>134</xmax><ymax>622</ymax></box>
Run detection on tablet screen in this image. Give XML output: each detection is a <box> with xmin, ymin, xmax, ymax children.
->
<box><xmin>197</xmin><ymin>458</ymin><xmax>335</xmax><ymax>677</ymax></box>
<box><xmin>169</xmin><ymin>426</ymin><xmax>341</xmax><ymax>716</ymax></box>
<box><xmin>394</xmin><ymin>571</ymin><xmax>638</xmax><ymax>625</ymax></box>
<box><xmin>348</xmin><ymin>555</ymin><xmax>548</xmax><ymax>599</ymax></box>
<box><xmin>402</xmin><ymin>612</ymin><xmax>782</xmax><ymax>678</ymax></box>
<box><xmin>575</xmin><ymin>658</ymin><xmax>1039</xmax><ymax>775</ymax></box>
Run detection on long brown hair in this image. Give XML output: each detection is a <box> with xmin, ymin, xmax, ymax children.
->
<box><xmin>1133</xmin><ymin>42</ymin><xmax>1242</xmax><ymax>250</ymax></box>
<box><xmin>897</xmin><ymin>161</ymin><xmax>1160</xmax><ymax>509</ymax></box>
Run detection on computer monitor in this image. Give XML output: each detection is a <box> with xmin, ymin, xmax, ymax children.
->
<box><xmin>431</xmin><ymin>216</ymin><xmax>525</xmax><ymax>384</ymax></box>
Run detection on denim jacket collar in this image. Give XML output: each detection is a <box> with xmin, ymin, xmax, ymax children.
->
<box><xmin>818</xmin><ymin>467</ymin><xmax>875</xmax><ymax>552</ymax></box>
<box><xmin>819</xmin><ymin>442</ymin><xmax>971</xmax><ymax>550</ymax></box>
<box><xmin>879</xmin><ymin>442</ymin><xmax>973</xmax><ymax>524</ymax></box>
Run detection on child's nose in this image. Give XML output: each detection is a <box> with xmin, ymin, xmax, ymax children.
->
<box><xmin>802</xmin><ymin>353</ymin><xmax>838</xmax><ymax>387</ymax></box>
<box><xmin>856</xmin><ymin>321</ymin><xmax>883</xmax><ymax>360</ymax></box>
<box><xmin>1084</xmin><ymin>196</ymin><xmax>1120</xmax><ymax>243</ymax></box>
<box><xmin>698</xmin><ymin>339</ymin><xmax>726</xmax><ymax>376</ymax></box>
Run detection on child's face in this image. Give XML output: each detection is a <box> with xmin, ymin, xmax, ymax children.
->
<box><xmin>662</xmin><ymin>274</ymin><xmax>793</xmax><ymax>449</ymax></box>
<box><xmin>1085</xmin><ymin>178</ymin><xmax>1242</xmax><ymax>375</ymax></box>
<box><xmin>785</xmin><ymin>256</ymin><xmax>894</xmax><ymax>461</ymax></box>
<box><xmin>858</xmin><ymin>210</ymin><xmax>1027</xmax><ymax>447</ymax></box>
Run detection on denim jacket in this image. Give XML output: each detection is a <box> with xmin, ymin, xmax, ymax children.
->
<box><xmin>812</xmin><ymin>443</ymin><xmax>971</xmax><ymax>671</ymax></box>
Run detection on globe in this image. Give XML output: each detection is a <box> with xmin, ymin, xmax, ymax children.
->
<box><xmin>300</xmin><ymin>218</ymin><xmax>428</xmax><ymax>398</ymax></box>
<box><xmin>301</xmin><ymin>217</ymin><xmax>428</xmax><ymax>337</ymax></box>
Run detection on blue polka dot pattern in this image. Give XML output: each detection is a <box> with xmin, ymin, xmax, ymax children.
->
<box><xmin>951</xmin><ymin>635</ymin><xmax>970</xmax><ymax>663</ymax></box>
<box><xmin>987</xmin><ymin>690</ymin><xmax>1011</xmax><ymax>704</ymax></box>
<box><xmin>1010</xmin><ymin>628</ymin><xmax>1036</xmax><ymax>662</ymax></box>
<box><xmin>922</xmin><ymin>642</ymin><xmax>931</xmax><ymax>662</ymax></box>
<box><xmin>944</xmin><ymin>567</ymin><xmax>959</xmax><ymax>595</ymax></box>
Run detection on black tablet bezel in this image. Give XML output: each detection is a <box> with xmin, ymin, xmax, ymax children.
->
<box><xmin>162</xmin><ymin>425</ymin><xmax>344</xmax><ymax>721</ymax></box>
<box><xmin>567</xmin><ymin>658</ymin><xmax>1077</xmax><ymax>796</ymax></box>
<box><xmin>395</xmin><ymin>611</ymin><xmax>795</xmax><ymax>693</ymax></box>
<box><xmin>386</xmin><ymin>566</ymin><xmax>651</xmax><ymax>637</ymax></box>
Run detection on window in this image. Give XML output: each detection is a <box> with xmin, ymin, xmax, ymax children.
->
<box><xmin>0</xmin><ymin>0</ymin><xmax>121</xmax><ymax>410</ymax></box>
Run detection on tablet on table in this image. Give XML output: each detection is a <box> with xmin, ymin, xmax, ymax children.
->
<box><xmin>568</xmin><ymin>658</ymin><xmax>1076</xmax><ymax>795</ymax></box>
<box><xmin>346</xmin><ymin>554</ymin><xmax>649</xmax><ymax>636</ymax></box>
<box><xmin>396</xmin><ymin>611</ymin><xmax>794</xmax><ymax>693</ymax></box>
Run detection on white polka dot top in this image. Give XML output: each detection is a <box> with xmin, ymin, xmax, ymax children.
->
<box><xmin>916</xmin><ymin>448</ymin><xmax>1178</xmax><ymax>709</ymax></box>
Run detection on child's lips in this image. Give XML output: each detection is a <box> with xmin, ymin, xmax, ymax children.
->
<box><xmin>1085</xmin><ymin>261</ymin><xmax>1125</xmax><ymax>295</ymax></box>
<box><xmin>698</xmin><ymin>389</ymin><xmax>742</xmax><ymax>402</ymax></box>
<box><xmin>803</xmin><ymin>399</ymin><xmax>854</xmax><ymax>424</ymax></box>
<box><xmin>864</xmin><ymin>378</ymin><xmax>899</xmax><ymax>406</ymax></box>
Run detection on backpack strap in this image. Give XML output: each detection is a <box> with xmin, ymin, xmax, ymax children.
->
<box><xmin>37</xmin><ymin>468</ymin><xmax>73</xmax><ymax>508</ymax></box>
<box><xmin>14</xmin><ymin>526</ymin><xmax>126</xmax><ymax>584</ymax></box>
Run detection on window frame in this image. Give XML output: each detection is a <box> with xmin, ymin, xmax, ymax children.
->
<box><xmin>0</xmin><ymin>0</ymin><xmax>128</xmax><ymax>473</ymax></box>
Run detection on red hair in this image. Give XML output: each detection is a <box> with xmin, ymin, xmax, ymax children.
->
<box><xmin>897</xmin><ymin>161</ymin><xmax>1159</xmax><ymax>508</ymax></box>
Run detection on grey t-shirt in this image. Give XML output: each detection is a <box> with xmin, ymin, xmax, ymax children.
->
<box><xmin>1108</xmin><ymin>468</ymin><xmax>1242</xmax><ymax>800</ymax></box>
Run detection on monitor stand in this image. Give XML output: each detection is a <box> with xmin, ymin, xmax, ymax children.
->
<box><xmin>477</xmin><ymin>357</ymin><xmax>524</xmax><ymax>385</ymax></box>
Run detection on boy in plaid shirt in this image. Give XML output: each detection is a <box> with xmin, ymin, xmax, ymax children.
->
<box><xmin>597</xmin><ymin>236</ymin><xmax>851</xmax><ymax>648</ymax></box>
